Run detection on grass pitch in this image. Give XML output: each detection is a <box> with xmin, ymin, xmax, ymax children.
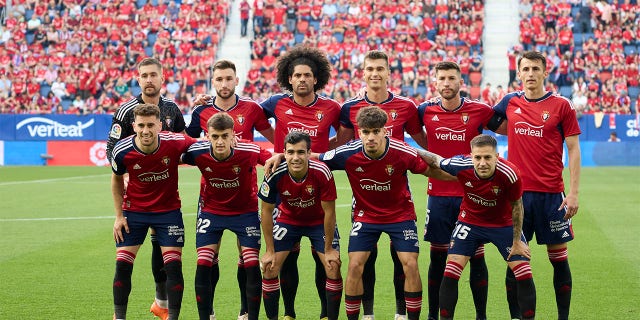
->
<box><xmin>0</xmin><ymin>166</ymin><xmax>638</xmax><ymax>319</ymax></box>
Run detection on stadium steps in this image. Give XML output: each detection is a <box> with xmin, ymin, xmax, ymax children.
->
<box><xmin>215</xmin><ymin>1</ymin><xmax>252</xmax><ymax>94</ymax></box>
<box><xmin>481</xmin><ymin>0</ymin><xmax>521</xmax><ymax>88</ymax></box>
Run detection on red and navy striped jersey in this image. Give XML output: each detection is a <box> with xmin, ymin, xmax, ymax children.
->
<box><xmin>319</xmin><ymin>137</ymin><xmax>427</xmax><ymax>224</ymax></box>
<box><xmin>182</xmin><ymin>141</ymin><xmax>272</xmax><ymax>215</ymax></box>
<box><xmin>111</xmin><ymin>132</ymin><xmax>196</xmax><ymax>213</ymax></box>
<box><xmin>440</xmin><ymin>156</ymin><xmax>523</xmax><ymax>227</ymax></box>
<box><xmin>418</xmin><ymin>97</ymin><xmax>495</xmax><ymax>197</ymax></box>
<box><xmin>259</xmin><ymin>159</ymin><xmax>337</xmax><ymax>226</ymax></box>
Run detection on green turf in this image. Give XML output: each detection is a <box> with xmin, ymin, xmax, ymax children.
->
<box><xmin>0</xmin><ymin>166</ymin><xmax>638</xmax><ymax>319</ymax></box>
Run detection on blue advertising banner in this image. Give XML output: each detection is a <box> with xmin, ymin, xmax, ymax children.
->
<box><xmin>2</xmin><ymin>115</ymin><xmax>113</xmax><ymax>141</ymax></box>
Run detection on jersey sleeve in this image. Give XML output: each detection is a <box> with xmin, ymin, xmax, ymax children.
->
<box><xmin>321</xmin><ymin>173</ymin><xmax>338</xmax><ymax>202</ymax></box>
<box><xmin>560</xmin><ymin>100</ymin><xmax>582</xmax><ymax>137</ymax></box>
<box><xmin>492</xmin><ymin>92</ymin><xmax>519</xmax><ymax>122</ymax></box>
<box><xmin>318</xmin><ymin>142</ymin><xmax>356</xmax><ymax>170</ymax></box>
<box><xmin>185</xmin><ymin>106</ymin><xmax>203</xmax><ymax>137</ymax></box>
<box><xmin>110</xmin><ymin>143</ymin><xmax>128</xmax><ymax>175</ymax></box>
<box><xmin>408</xmin><ymin>151</ymin><xmax>428</xmax><ymax>174</ymax></box>
<box><xmin>171</xmin><ymin>105</ymin><xmax>186</xmax><ymax>132</ymax></box>
<box><xmin>106</xmin><ymin>110</ymin><xmax>134</xmax><ymax>162</ymax></box>
<box><xmin>438</xmin><ymin>155</ymin><xmax>468</xmax><ymax>176</ymax></box>
<box><xmin>260</xmin><ymin>95</ymin><xmax>278</xmax><ymax>119</ymax></box>
<box><xmin>339</xmin><ymin>102</ymin><xmax>355</xmax><ymax>129</ymax></box>
<box><xmin>505</xmin><ymin>172</ymin><xmax>524</xmax><ymax>202</ymax></box>
<box><xmin>258</xmin><ymin>169</ymin><xmax>282</xmax><ymax>204</ymax></box>
<box><xmin>404</xmin><ymin>104</ymin><xmax>422</xmax><ymax>135</ymax></box>
<box><xmin>181</xmin><ymin>144</ymin><xmax>200</xmax><ymax>166</ymax></box>
<box><xmin>252</xmin><ymin>104</ymin><xmax>273</xmax><ymax>131</ymax></box>
<box><xmin>257</xmin><ymin>147</ymin><xmax>273</xmax><ymax>165</ymax></box>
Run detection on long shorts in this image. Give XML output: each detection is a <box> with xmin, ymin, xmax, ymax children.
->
<box><xmin>447</xmin><ymin>221</ymin><xmax>529</xmax><ymax>262</ymax></box>
<box><xmin>116</xmin><ymin>209</ymin><xmax>185</xmax><ymax>247</ymax></box>
<box><xmin>348</xmin><ymin>220</ymin><xmax>420</xmax><ymax>253</ymax></box>
<box><xmin>273</xmin><ymin>221</ymin><xmax>339</xmax><ymax>253</ymax></box>
<box><xmin>423</xmin><ymin>195</ymin><xmax>462</xmax><ymax>243</ymax></box>
<box><xmin>195</xmin><ymin>211</ymin><xmax>261</xmax><ymax>249</ymax></box>
<box><xmin>522</xmin><ymin>191</ymin><xmax>574</xmax><ymax>244</ymax></box>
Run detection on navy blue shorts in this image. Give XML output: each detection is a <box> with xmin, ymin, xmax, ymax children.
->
<box><xmin>522</xmin><ymin>191</ymin><xmax>574</xmax><ymax>244</ymax></box>
<box><xmin>195</xmin><ymin>211</ymin><xmax>261</xmax><ymax>249</ymax></box>
<box><xmin>348</xmin><ymin>220</ymin><xmax>420</xmax><ymax>253</ymax></box>
<box><xmin>448</xmin><ymin>221</ymin><xmax>529</xmax><ymax>262</ymax></box>
<box><xmin>273</xmin><ymin>222</ymin><xmax>339</xmax><ymax>253</ymax></box>
<box><xmin>273</xmin><ymin>208</ymin><xmax>340</xmax><ymax>249</ymax></box>
<box><xmin>116</xmin><ymin>210</ymin><xmax>185</xmax><ymax>247</ymax></box>
<box><xmin>423</xmin><ymin>195</ymin><xmax>462</xmax><ymax>243</ymax></box>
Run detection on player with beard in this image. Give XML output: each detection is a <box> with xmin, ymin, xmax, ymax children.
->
<box><xmin>111</xmin><ymin>104</ymin><xmax>196</xmax><ymax>320</ymax></box>
<box><xmin>417</xmin><ymin>61</ymin><xmax>501</xmax><ymax>320</ymax></box>
<box><xmin>335</xmin><ymin>50</ymin><xmax>428</xmax><ymax>320</ymax></box>
<box><xmin>260</xmin><ymin>45</ymin><xmax>341</xmax><ymax>320</ymax></box>
<box><xmin>106</xmin><ymin>57</ymin><xmax>186</xmax><ymax>320</ymax></box>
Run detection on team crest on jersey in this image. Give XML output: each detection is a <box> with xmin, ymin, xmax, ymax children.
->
<box><xmin>236</xmin><ymin>114</ymin><xmax>245</xmax><ymax>125</ymax></box>
<box><xmin>165</xmin><ymin>116</ymin><xmax>172</xmax><ymax>128</ymax></box>
<box><xmin>389</xmin><ymin>110</ymin><xmax>398</xmax><ymax>120</ymax></box>
<box><xmin>492</xmin><ymin>186</ymin><xmax>501</xmax><ymax>195</ymax></box>
<box><xmin>542</xmin><ymin>111</ymin><xmax>550</xmax><ymax>121</ymax></box>
<box><xmin>461</xmin><ymin>113</ymin><xmax>469</xmax><ymax>124</ymax></box>
<box><xmin>385</xmin><ymin>165</ymin><xmax>394</xmax><ymax>175</ymax></box>
<box><xmin>306</xmin><ymin>185</ymin><xmax>314</xmax><ymax>195</ymax></box>
<box><xmin>162</xmin><ymin>156</ymin><xmax>170</xmax><ymax>166</ymax></box>
<box><xmin>315</xmin><ymin>111</ymin><xmax>324</xmax><ymax>122</ymax></box>
<box><xmin>232</xmin><ymin>165</ymin><xmax>241</xmax><ymax>174</ymax></box>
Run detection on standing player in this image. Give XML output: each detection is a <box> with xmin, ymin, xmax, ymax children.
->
<box><xmin>335</xmin><ymin>50</ymin><xmax>428</xmax><ymax>320</ymax></box>
<box><xmin>418</xmin><ymin>134</ymin><xmax>537</xmax><ymax>320</ymax></box>
<box><xmin>259</xmin><ymin>132</ymin><xmax>342</xmax><ymax>320</ymax></box>
<box><xmin>260</xmin><ymin>45</ymin><xmax>342</xmax><ymax>320</ymax></box>
<box><xmin>493</xmin><ymin>51</ymin><xmax>581</xmax><ymax>320</ymax></box>
<box><xmin>182</xmin><ymin>113</ymin><xmax>272</xmax><ymax>320</ymax></box>
<box><xmin>319</xmin><ymin>106</ymin><xmax>452</xmax><ymax>320</ymax></box>
<box><xmin>106</xmin><ymin>57</ymin><xmax>186</xmax><ymax>320</ymax></box>
<box><xmin>417</xmin><ymin>61</ymin><xmax>500</xmax><ymax>320</ymax></box>
<box><xmin>189</xmin><ymin>59</ymin><xmax>274</xmax><ymax>320</ymax></box>
<box><xmin>111</xmin><ymin>104</ymin><xmax>196</xmax><ymax>320</ymax></box>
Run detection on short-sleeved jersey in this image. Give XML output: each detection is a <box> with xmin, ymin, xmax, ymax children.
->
<box><xmin>341</xmin><ymin>92</ymin><xmax>422</xmax><ymax>140</ymax></box>
<box><xmin>106</xmin><ymin>94</ymin><xmax>186</xmax><ymax>161</ymax></box>
<box><xmin>418</xmin><ymin>97</ymin><xmax>495</xmax><ymax>197</ymax></box>
<box><xmin>319</xmin><ymin>137</ymin><xmax>428</xmax><ymax>224</ymax></box>
<box><xmin>258</xmin><ymin>159</ymin><xmax>337</xmax><ymax>227</ymax></box>
<box><xmin>182</xmin><ymin>141</ymin><xmax>272</xmax><ymax>215</ymax></box>
<box><xmin>493</xmin><ymin>91</ymin><xmax>581</xmax><ymax>192</ymax></box>
<box><xmin>186</xmin><ymin>94</ymin><xmax>272</xmax><ymax>140</ymax></box>
<box><xmin>111</xmin><ymin>132</ymin><xmax>197</xmax><ymax>213</ymax></box>
<box><xmin>440</xmin><ymin>156</ymin><xmax>523</xmax><ymax>227</ymax></box>
<box><xmin>261</xmin><ymin>93</ymin><xmax>341</xmax><ymax>153</ymax></box>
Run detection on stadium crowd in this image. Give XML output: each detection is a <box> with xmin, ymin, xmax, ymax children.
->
<box><xmin>242</xmin><ymin>0</ymin><xmax>487</xmax><ymax>104</ymax></box>
<box><xmin>0</xmin><ymin>0</ymin><xmax>229</xmax><ymax>115</ymax></box>
<box><xmin>514</xmin><ymin>0</ymin><xmax>640</xmax><ymax>115</ymax></box>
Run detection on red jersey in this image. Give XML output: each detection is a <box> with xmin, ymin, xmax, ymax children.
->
<box><xmin>261</xmin><ymin>93</ymin><xmax>341</xmax><ymax>153</ymax></box>
<box><xmin>320</xmin><ymin>138</ymin><xmax>428</xmax><ymax>224</ymax></box>
<box><xmin>186</xmin><ymin>95</ymin><xmax>271</xmax><ymax>140</ymax></box>
<box><xmin>182</xmin><ymin>141</ymin><xmax>272</xmax><ymax>215</ymax></box>
<box><xmin>259</xmin><ymin>160</ymin><xmax>337</xmax><ymax>227</ymax></box>
<box><xmin>440</xmin><ymin>156</ymin><xmax>523</xmax><ymax>227</ymax></box>
<box><xmin>340</xmin><ymin>92</ymin><xmax>422</xmax><ymax>140</ymax></box>
<box><xmin>111</xmin><ymin>132</ymin><xmax>197</xmax><ymax>213</ymax></box>
<box><xmin>418</xmin><ymin>98</ymin><xmax>495</xmax><ymax>196</ymax></box>
<box><xmin>493</xmin><ymin>91</ymin><xmax>581</xmax><ymax>193</ymax></box>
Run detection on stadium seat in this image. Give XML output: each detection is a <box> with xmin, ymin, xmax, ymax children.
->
<box><xmin>573</xmin><ymin>33</ymin><xmax>584</xmax><ymax>46</ymax></box>
<box><xmin>26</xmin><ymin>34</ymin><xmax>35</xmax><ymax>45</ymax></box>
<box><xmin>40</xmin><ymin>84</ymin><xmax>51</xmax><ymax>97</ymax></box>
<box><xmin>469</xmin><ymin>72</ymin><xmax>482</xmax><ymax>86</ymax></box>
<box><xmin>144</xmin><ymin>46</ymin><xmax>153</xmax><ymax>56</ymax></box>
<box><xmin>147</xmin><ymin>32</ymin><xmax>157</xmax><ymax>46</ymax></box>
<box><xmin>25</xmin><ymin>9</ymin><xmax>34</xmax><ymax>21</ymax></box>
<box><xmin>469</xmin><ymin>86</ymin><xmax>481</xmax><ymax>99</ymax></box>
<box><xmin>624</xmin><ymin>45</ymin><xmax>636</xmax><ymax>56</ymax></box>
<box><xmin>629</xmin><ymin>86</ymin><xmax>640</xmax><ymax>99</ymax></box>
<box><xmin>61</xmin><ymin>98</ymin><xmax>73</xmax><ymax>110</ymax></box>
<box><xmin>559</xmin><ymin>85</ymin><xmax>573</xmax><ymax>98</ymax></box>
<box><xmin>130</xmin><ymin>85</ymin><xmax>142</xmax><ymax>96</ymax></box>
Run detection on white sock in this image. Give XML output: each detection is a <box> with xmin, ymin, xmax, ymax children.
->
<box><xmin>155</xmin><ymin>298</ymin><xmax>168</xmax><ymax>309</ymax></box>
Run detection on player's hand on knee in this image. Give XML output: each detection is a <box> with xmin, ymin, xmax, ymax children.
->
<box><xmin>508</xmin><ymin>240</ymin><xmax>530</xmax><ymax>260</ymax></box>
<box><xmin>260</xmin><ymin>252</ymin><xmax>275</xmax><ymax>273</ymax></box>
<box><xmin>324</xmin><ymin>248</ymin><xmax>341</xmax><ymax>270</ymax></box>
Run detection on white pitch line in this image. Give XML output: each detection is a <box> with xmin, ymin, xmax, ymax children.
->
<box><xmin>0</xmin><ymin>174</ymin><xmax>111</xmax><ymax>186</ymax></box>
<box><xmin>0</xmin><ymin>213</ymin><xmax>198</xmax><ymax>222</ymax></box>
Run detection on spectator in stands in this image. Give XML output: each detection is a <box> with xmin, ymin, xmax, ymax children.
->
<box><xmin>608</xmin><ymin>131</ymin><xmax>621</xmax><ymax>142</ymax></box>
<box><xmin>240</xmin><ymin>0</ymin><xmax>251</xmax><ymax>37</ymax></box>
<box><xmin>616</xmin><ymin>90</ymin><xmax>632</xmax><ymax>114</ymax></box>
<box><xmin>0</xmin><ymin>73</ymin><xmax>11</xmax><ymax>98</ymax></box>
<box><xmin>574</xmin><ymin>0</ymin><xmax>593</xmax><ymax>33</ymax></box>
<box><xmin>571</xmin><ymin>90</ymin><xmax>588</xmax><ymax>115</ymax></box>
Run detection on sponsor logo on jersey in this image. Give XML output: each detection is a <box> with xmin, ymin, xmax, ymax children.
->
<box><xmin>465</xmin><ymin>181</ymin><xmax>473</xmax><ymax>188</ymax></box>
<box><xmin>287</xmin><ymin>197</ymin><xmax>316</xmax><ymax>208</ymax></box>
<box><xmin>435</xmin><ymin>127</ymin><xmax>466</xmax><ymax>141</ymax></box>
<box><xmin>467</xmin><ymin>193</ymin><xmax>497</xmax><ymax>207</ymax></box>
<box><xmin>208</xmin><ymin>177</ymin><xmax>240</xmax><ymax>188</ymax></box>
<box><xmin>513</xmin><ymin>121</ymin><xmax>544</xmax><ymax>137</ymax></box>
<box><xmin>542</xmin><ymin>110</ymin><xmax>550</xmax><ymax>121</ymax></box>
<box><xmin>282</xmin><ymin>190</ymin><xmax>291</xmax><ymax>196</ymax></box>
<box><xmin>232</xmin><ymin>165</ymin><xmax>241</xmax><ymax>174</ymax></box>
<box><xmin>431</xmin><ymin>115</ymin><xmax>440</xmax><ymax>121</ymax></box>
<box><xmin>355</xmin><ymin>167</ymin><xmax>364</xmax><ymax>172</ymax></box>
<box><xmin>236</xmin><ymin>114</ymin><xmax>245</xmax><ymax>125</ymax></box>
<box><xmin>205</xmin><ymin>167</ymin><xmax>213</xmax><ymax>172</ymax></box>
<box><xmin>315</xmin><ymin>111</ymin><xmax>324</xmax><ymax>122</ymax></box>
<box><xmin>385</xmin><ymin>165</ymin><xmax>394</xmax><ymax>175</ymax></box>
<box><xmin>110</xmin><ymin>124</ymin><xmax>122</xmax><ymax>139</ymax></box>
<box><xmin>287</xmin><ymin>121</ymin><xmax>318</xmax><ymax>136</ymax></box>
<box><xmin>138</xmin><ymin>169</ymin><xmax>170</xmax><ymax>182</ymax></box>
<box><xmin>359</xmin><ymin>178</ymin><xmax>391</xmax><ymax>191</ymax></box>
<box><xmin>514</xmin><ymin>108</ymin><xmax>522</xmax><ymax>114</ymax></box>
<box><xmin>260</xmin><ymin>182</ymin><xmax>270</xmax><ymax>197</ymax></box>
<box><xmin>133</xmin><ymin>164</ymin><xmax>141</xmax><ymax>170</ymax></box>
<box><xmin>285</xmin><ymin>109</ymin><xmax>294</xmax><ymax>115</ymax></box>
<box><xmin>461</xmin><ymin>113</ymin><xmax>469</xmax><ymax>124</ymax></box>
